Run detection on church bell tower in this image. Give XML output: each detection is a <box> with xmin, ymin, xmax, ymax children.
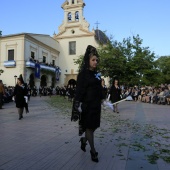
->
<box><xmin>54</xmin><ymin>0</ymin><xmax>96</xmax><ymax>86</ymax></box>
<box><xmin>58</xmin><ymin>0</ymin><xmax>90</xmax><ymax>33</ymax></box>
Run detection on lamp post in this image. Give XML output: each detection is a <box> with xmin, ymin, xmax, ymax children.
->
<box><xmin>14</xmin><ymin>75</ymin><xmax>17</xmax><ymax>85</ymax></box>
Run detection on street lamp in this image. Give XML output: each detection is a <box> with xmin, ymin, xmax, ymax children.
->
<box><xmin>14</xmin><ymin>75</ymin><xmax>17</xmax><ymax>85</ymax></box>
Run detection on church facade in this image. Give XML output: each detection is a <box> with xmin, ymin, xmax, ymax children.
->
<box><xmin>0</xmin><ymin>0</ymin><xmax>105</xmax><ymax>87</ymax></box>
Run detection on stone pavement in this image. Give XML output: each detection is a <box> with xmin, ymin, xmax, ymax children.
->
<box><xmin>0</xmin><ymin>96</ymin><xmax>170</xmax><ymax>170</ymax></box>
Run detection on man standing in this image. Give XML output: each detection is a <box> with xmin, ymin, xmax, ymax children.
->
<box><xmin>0</xmin><ymin>80</ymin><xmax>5</xmax><ymax>109</ymax></box>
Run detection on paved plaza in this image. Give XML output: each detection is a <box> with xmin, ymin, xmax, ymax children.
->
<box><xmin>0</xmin><ymin>96</ymin><xmax>170</xmax><ymax>170</ymax></box>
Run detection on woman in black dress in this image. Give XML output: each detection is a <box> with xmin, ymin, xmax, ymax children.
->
<box><xmin>13</xmin><ymin>78</ymin><xmax>28</xmax><ymax>120</ymax></box>
<box><xmin>71</xmin><ymin>45</ymin><xmax>103</xmax><ymax>162</ymax></box>
<box><xmin>101</xmin><ymin>78</ymin><xmax>108</xmax><ymax>99</ymax></box>
<box><xmin>109</xmin><ymin>78</ymin><xmax>121</xmax><ymax>113</ymax></box>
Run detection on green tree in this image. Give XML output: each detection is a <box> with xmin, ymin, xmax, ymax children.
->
<box><xmin>73</xmin><ymin>55</ymin><xmax>83</xmax><ymax>72</ymax></box>
<box><xmin>98</xmin><ymin>41</ymin><xmax>126</xmax><ymax>82</ymax></box>
<box><xmin>74</xmin><ymin>34</ymin><xmax>158</xmax><ymax>86</ymax></box>
<box><xmin>116</xmin><ymin>35</ymin><xmax>157</xmax><ymax>86</ymax></box>
<box><xmin>155</xmin><ymin>56</ymin><xmax>170</xmax><ymax>84</ymax></box>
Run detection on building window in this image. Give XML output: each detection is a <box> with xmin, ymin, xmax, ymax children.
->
<box><xmin>75</xmin><ymin>11</ymin><xmax>79</xmax><ymax>21</ymax></box>
<box><xmin>43</xmin><ymin>56</ymin><xmax>46</xmax><ymax>63</ymax></box>
<box><xmin>8</xmin><ymin>49</ymin><xmax>14</xmax><ymax>61</ymax></box>
<box><xmin>69</xmin><ymin>41</ymin><xmax>76</xmax><ymax>55</ymax></box>
<box><xmin>52</xmin><ymin>60</ymin><xmax>55</xmax><ymax>66</ymax></box>
<box><xmin>31</xmin><ymin>51</ymin><xmax>35</xmax><ymax>59</ymax></box>
<box><xmin>68</xmin><ymin>12</ymin><xmax>72</xmax><ymax>22</ymax></box>
<box><xmin>72</xmin><ymin>0</ymin><xmax>75</xmax><ymax>4</ymax></box>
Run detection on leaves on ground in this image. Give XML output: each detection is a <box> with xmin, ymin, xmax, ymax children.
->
<box><xmin>47</xmin><ymin>96</ymin><xmax>170</xmax><ymax>164</ymax></box>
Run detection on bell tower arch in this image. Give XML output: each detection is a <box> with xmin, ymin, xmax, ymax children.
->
<box><xmin>58</xmin><ymin>0</ymin><xmax>89</xmax><ymax>32</ymax></box>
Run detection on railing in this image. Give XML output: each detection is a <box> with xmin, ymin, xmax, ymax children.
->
<box><xmin>4</xmin><ymin>60</ymin><xmax>16</xmax><ymax>67</ymax></box>
<box><xmin>25</xmin><ymin>61</ymin><xmax>35</xmax><ymax>68</ymax></box>
<box><xmin>25</xmin><ymin>61</ymin><xmax>61</xmax><ymax>73</ymax></box>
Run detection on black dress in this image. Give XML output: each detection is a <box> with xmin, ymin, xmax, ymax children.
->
<box><xmin>109</xmin><ymin>85</ymin><xmax>121</xmax><ymax>103</ymax></box>
<box><xmin>75</xmin><ymin>69</ymin><xmax>103</xmax><ymax>132</ymax></box>
<box><xmin>102</xmin><ymin>85</ymin><xmax>108</xmax><ymax>99</ymax></box>
<box><xmin>13</xmin><ymin>84</ymin><xmax>27</xmax><ymax>108</ymax></box>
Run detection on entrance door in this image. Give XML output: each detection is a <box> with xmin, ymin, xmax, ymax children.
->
<box><xmin>41</xmin><ymin>75</ymin><xmax>47</xmax><ymax>87</ymax></box>
<box><xmin>29</xmin><ymin>73</ymin><xmax>35</xmax><ymax>88</ymax></box>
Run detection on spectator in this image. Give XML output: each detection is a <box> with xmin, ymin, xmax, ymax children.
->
<box><xmin>0</xmin><ymin>80</ymin><xmax>5</xmax><ymax>109</ymax></box>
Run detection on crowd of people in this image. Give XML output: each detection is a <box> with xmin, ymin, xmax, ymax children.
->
<box><xmin>1</xmin><ymin>79</ymin><xmax>170</xmax><ymax>111</ymax></box>
<box><xmin>120</xmin><ymin>84</ymin><xmax>170</xmax><ymax>105</ymax></box>
<box><xmin>1</xmin><ymin>81</ymin><xmax>170</xmax><ymax>110</ymax></box>
<box><xmin>0</xmin><ymin>82</ymin><xmax>14</xmax><ymax>109</ymax></box>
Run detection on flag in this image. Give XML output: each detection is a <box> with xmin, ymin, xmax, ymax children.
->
<box><xmin>56</xmin><ymin>67</ymin><xmax>61</xmax><ymax>81</ymax></box>
<box><xmin>35</xmin><ymin>63</ymin><xmax>40</xmax><ymax>78</ymax></box>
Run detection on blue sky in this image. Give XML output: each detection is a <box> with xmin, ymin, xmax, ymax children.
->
<box><xmin>1</xmin><ymin>0</ymin><xmax>170</xmax><ymax>57</ymax></box>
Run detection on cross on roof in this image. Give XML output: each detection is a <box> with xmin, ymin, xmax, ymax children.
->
<box><xmin>95</xmin><ymin>21</ymin><xmax>100</xmax><ymax>30</ymax></box>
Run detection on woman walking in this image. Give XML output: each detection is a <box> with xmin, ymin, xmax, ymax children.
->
<box><xmin>109</xmin><ymin>78</ymin><xmax>121</xmax><ymax>113</ymax></box>
<box><xmin>71</xmin><ymin>45</ymin><xmax>103</xmax><ymax>162</ymax></box>
<box><xmin>13</xmin><ymin>77</ymin><xmax>28</xmax><ymax>120</ymax></box>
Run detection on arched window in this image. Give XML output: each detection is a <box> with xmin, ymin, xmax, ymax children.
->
<box><xmin>75</xmin><ymin>11</ymin><xmax>79</xmax><ymax>21</ymax></box>
<box><xmin>68</xmin><ymin>12</ymin><xmax>72</xmax><ymax>21</ymax></box>
<box><xmin>72</xmin><ymin>0</ymin><xmax>75</xmax><ymax>4</ymax></box>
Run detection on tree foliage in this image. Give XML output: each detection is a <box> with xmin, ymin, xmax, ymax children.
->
<box><xmin>155</xmin><ymin>56</ymin><xmax>170</xmax><ymax>84</ymax></box>
<box><xmin>74</xmin><ymin>34</ymin><xmax>170</xmax><ymax>86</ymax></box>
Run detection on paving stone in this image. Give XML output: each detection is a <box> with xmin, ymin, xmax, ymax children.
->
<box><xmin>0</xmin><ymin>97</ymin><xmax>170</xmax><ymax>170</ymax></box>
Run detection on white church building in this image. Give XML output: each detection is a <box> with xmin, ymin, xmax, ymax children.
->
<box><xmin>0</xmin><ymin>0</ymin><xmax>108</xmax><ymax>87</ymax></box>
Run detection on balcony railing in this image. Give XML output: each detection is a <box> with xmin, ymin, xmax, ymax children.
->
<box><xmin>25</xmin><ymin>60</ymin><xmax>61</xmax><ymax>73</ymax></box>
<box><xmin>4</xmin><ymin>60</ymin><xmax>16</xmax><ymax>67</ymax></box>
<box><xmin>25</xmin><ymin>61</ymin><xmax>35</xmax><ymax>68</ymax></box>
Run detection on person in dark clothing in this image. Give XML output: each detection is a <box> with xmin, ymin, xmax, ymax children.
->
<box><xmin>24</xmin><ymin>83</ymin><xmax>29</xmax><ymax>113</ymax></box>
<box><xmin>109</xmin><ymin>78</ymin><xmax>121</xmax><ymax>113</ymax></box>
<box><xmin>71</xmin><ymin>45</ymin><xmax>103</xmax><ymax>162</ymax></box>
<box><xmin>0</xmin><ymin>80</ymin><xmax>5</xmax><ymax>109</ymax></box>
<box><xmin>39</xmin><ymin>86</ymin><xmax>43</xmax><ymax>97</ymax></box>
<box><xmin>27</xmin><ymin>85</ymin><xmax>31</xmax><ymax>101</ymax></box>
<box><xmin>101</xmin><ymin>78</ymin><xmax>108</xmax><ymax>99</ymax></box>
<box><xmin>32</xmin><ymin>86</ymin><xmax>37</xmax><ymax>96</ymax></box>
<box><xmin>13</xmin><ymin>78</ymin><xmax>28</xmax><ymax>120</ymax></box>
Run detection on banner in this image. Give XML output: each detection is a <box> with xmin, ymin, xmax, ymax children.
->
<box><xmin>56</xmin><ymin>67</ymin><xmax>61</xmax><ymax>81</ymax></box>
<box><xmin>35</xmin><ymin>63</ymin><xmax>40</xmax><ymax>78</ymax></box>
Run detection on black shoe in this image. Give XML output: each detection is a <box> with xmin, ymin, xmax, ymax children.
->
<box><xmin>79</xmin><ymin>137</ymin><xmax>87</xmax><ymax>152</ymax></box>
<box><xmin>90</xmin><ymin>150</ymin><xmax>99</xmax><ymax>162</ymax></box>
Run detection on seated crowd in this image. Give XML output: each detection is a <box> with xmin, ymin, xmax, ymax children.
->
<box><xmin>1</xmin><ymin>86</ymin><xmax>14</xmax><ymax>105</ymax></box>
<box><xmin>121</xmin><ymin>84</ymin><xmax>170</xmax><ymax>105</ymax></box>
<box><xmin>2</xmin><ymin>83</ymin><xmax>170</xmax><ymax>107</ymax></box>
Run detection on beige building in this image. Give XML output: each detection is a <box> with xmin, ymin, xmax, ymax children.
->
<box><xmin>0</xmin><ymin>0</ymin><xmax>108</xmax><ymax>87</ymax></box>
<box><xmin>0</xmin><ymin>33</ymin><xmax>60</xmax><ymax>87</ymax></box>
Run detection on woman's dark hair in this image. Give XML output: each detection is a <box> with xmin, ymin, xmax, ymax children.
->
<box><xmin>18</xmin><ymin>74</ymin><xmax>24</xmax><ymax>84</ymax></box>
<box><xmin>79</xmin><ymin>45</ymin><xmax>99</xmax><ymax>72</ymax></box>
<box><xmin>112</xmin><ymin>76</ymin><xmax>120</xmax><ymax>86</ymax></box>
<box><xmin>17</xmin><ymin>78</ymin><xmax>24</xmax><ymax>84</ymax></box>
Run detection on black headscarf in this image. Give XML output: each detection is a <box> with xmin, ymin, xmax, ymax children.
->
<box><xmin>79</xmin><ymin>45</ymin><xmax>99</xmax><ymax>72</ymax></box>
<box><xmin>112</xmin><ymin>76</ymin><xmax>120</xmax><ymax>86</ymax></box>
<box><xmin>18</xmin><ymin>74</ymin><xmax>25</xmax><ymax>84</ymax></box>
